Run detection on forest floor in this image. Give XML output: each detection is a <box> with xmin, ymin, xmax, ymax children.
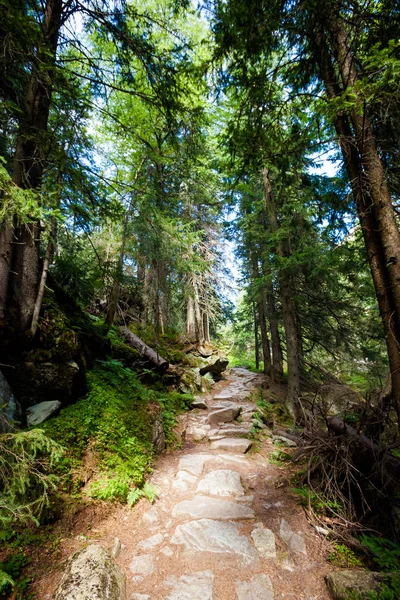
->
<box><xmin>31</xmin><ymin>368</ymin><xmax>336</xmax><ymax>599</ymax></box>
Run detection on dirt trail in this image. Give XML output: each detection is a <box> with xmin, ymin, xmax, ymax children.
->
<box><xmin>41</xmin><ymin>368</ymin><xmax>335</xmax><ymax>599</ymax></box>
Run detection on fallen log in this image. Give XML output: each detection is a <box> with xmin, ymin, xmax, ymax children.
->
<box><xmin>327</xmin><ymin>416</ymin><xmax>400</xmax><ymax>480</ymax></box>
<box><xmin>119</xmin><ymin>327</ymin><xmax>169</xmax><ymax>372</ymax></box>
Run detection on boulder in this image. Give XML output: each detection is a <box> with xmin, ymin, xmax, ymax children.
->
<box><xmin>16</xmin><ymin>359</ymin><xmax>80</xmax><ymax>408</ymax></box>
<box><xmin>53</xmin><ymin>544</ymin><xmax>126</xmax><ymax>600</ymax></box>
<box><xmin>26</xmin><ymin>400</ymin><xmax>61</xmax><ymax>426</ymax></box>
<box><xmin>210</xmin><ymin>438</ymin><xmax>253</xmax><ymax>454</ymax></box>
<box><xmin>325</xmin><ymin>570</ymin><xmax>397</xmax><ymax>600</ymax></box>
<box><xmin>207</xmin><ymin>405</ymin><xmax>241</xmax><ymax>425</ymax></box>
<box><xmin>190</xmin><ymin>398</ymin><xmax>208</xmax><ymax>410</ymax></box>
<box><xmin>0</xmin><ymin>371</ymin><xmax>21</xmax><ymax>432</ymax></box>
<box><xmin>199</xmin><ymin>358</ymin><xmax>229</xmax><ymax>379</ymax></box>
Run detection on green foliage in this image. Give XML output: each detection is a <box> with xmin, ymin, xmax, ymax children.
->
<box><xmin>361</xmin><ymin>536</ymin><xmax>400</xmax><ymax>572</ymax></box>
<box><xmin>40</xmin><ymin>360</ymin><xmax>192</xmax><ymax>504</ymax></box>
<box><xmin>366</xmin><ymin>576</ymin><xmax>400</xmax><ymax>600</ymax></box>
<box><xmin>328</xmin><ymin>543</ymin><xmax>363</xmax><ymax>568</ymax></box>
<box><xmin>290</xmin><ymin>485</ymin><xmax>344</xmax><ymax>517</ymax></box>
<box><xmin>0</xmin><ymin>430</ymin><xmax>64</xmax><ymax>528</ymax></box>
<box><xmin>41</xmin><ymin>360</ymin><xmax>156</xmax><ymax>493</ymax></box>
<box><xmin>0</xmin><ymin>552</ymin><xmax>30</xmax><ymax>599</ymax></box>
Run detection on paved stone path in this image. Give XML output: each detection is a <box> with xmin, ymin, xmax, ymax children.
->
<box><xmin>116</xmin><ymin>367</ymin><xmax>332</xmax><ymax>600</ymax></box>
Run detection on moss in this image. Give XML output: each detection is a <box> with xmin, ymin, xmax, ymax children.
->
<box><xmin>40</xmin><ymin>360</ymin><xmax>193</xmax><ymax>502</ymax></box>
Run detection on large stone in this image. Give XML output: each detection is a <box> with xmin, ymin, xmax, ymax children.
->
<box><xmin>26</xmin><ymin>400</ymin><xmax>62</xmax><ymax>426</ymax></box>
<box><xmin>325</xmin><ymin>570</ymin><xmax>395</xmax><ymax>600</ymax></box>
<box><xmin>172</xmin><ymin>495</ymin><xmax>254</xmax><ymax>520</ymax></box>
<box><xmin>141</xmin><ymin>506</ymin><xmax>159</xmax><ymax>526</ymax></box>
<box><xmin>235</xmin><ymin>574</ymin><xmax>274</xmax><ymax>600</ymax></box>
<box><xmin>0</xmin><ymin>371</ymin><xmax>21</xmax><ymax>433</ymax></box>
<box><xmin>199</xmin><ymin>358</ymin><xmax>229</xmax><ymax>378</ymax></box>
<box><xmin>218</xmin><ymin>424</ymin><xmax>252</xmax><ymax>437</ymax></box>
<box><xmin>196</xmin><ymin>470</ymin><xmax>244</xmax><ymax>497</ymax></box>
<box><xmin>279</xmin><ymin>519</ymin><xmax>307</xmax><ymax>556</ymax></box>
<box><xmin>136</xmin><ymin>532</ymin><xmax>163</xmax><ymax>550</ymax></box>
<box><xmin>251</xmin><ymin>524</ymin><xmax>276</xmax><ymax>559</ymax></box>
<box><xmin>190</xmin><ymin>399</ymin><xmax>208</xmax><ymax>410</ymax></box>
<box><xmin>171</xmin><ymin>519</ymin><xmax>257</xmax><ymax>562</ymax></box>
<box><xmin>165</xmin><ymin>570</ymin><xmax>214</xmax><ymax>600</ymax></box>
<box><xmin>178</xmin><ymin>455</ymin><xmax>209</xmax><ymax>476</ymax></box>
<box><xmin>210</xmin><ymin>438</ymin><xmax>253</xmax><ymax>454</ymax></box>
<box><xmin>172</xmin><ymin>470</ymin><xmax>198</xmax><ymax>491</ymax></box>
<box><xmin>53</xmin><ymin>544</ymin><xmax>126</xmax><ymax>600</ymax></box>
<box><xmin>207</xmin><ymin>405</ymin><xmax>241</xmax><ymax>425</ymax></box>
<box><xmin>129</xmin><ymin>555</ymin><xmax>154</xmax><ymax>577</ymax></box>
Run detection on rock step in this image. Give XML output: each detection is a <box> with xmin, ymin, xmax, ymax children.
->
<box><xmin>210</xmin><ymin>438</ymin><xmax>253</xmax><ymax>453</ymax></box>
<box><xmin>172</xmin><ymin>495</ymin><xmax>255</xmax><ymax>520</ymax></box>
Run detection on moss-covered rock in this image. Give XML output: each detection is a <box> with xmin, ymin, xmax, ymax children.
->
<box><xmin>53</xmin><ymin>544</ymin><xmax>126</xmax><ymax>600</ymax></box>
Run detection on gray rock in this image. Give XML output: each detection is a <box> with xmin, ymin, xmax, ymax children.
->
<box><xmin>171</xmin><ymin>519</ymin><xmax>257</xmax><ymax>561</ymax></box>
<box><xmin>0</xmin><ymin>371</ymin><xmax>21</xmax><ymax>433</ymax></box>
<box><xmin>196</xmin><ymin>470</ymin><xmax>244</xmax><ymax>497</ymax></box>
<box><xmin>131</xmin><ymin>595</ymin><xmax>151</xmax><ymax>600</ymax></box>
<box><xmin>111</xmin><ymin>537</ymin><xmax>121</xmax><ymax>559</ymax></box>
<box><xmin>172</xmin><ymin>495</ymin><xmax>254</xmax><ymax>520</ymax></box>
<box><xmin>199</xmin><ymin>358</ymin><xmax>229</xmax><ymax>378</ymax></box>
<box><xmin>279</xmin><ymin>519</ymin><xmax>307</xmax><ymax>556</ymax></box>
<box><xmin>251</xmin><ymin>524</ymin><xmax>276</xmax><ymax>559</ymax></box>
<box><xmin>325</xmin><ymin>570</ymin><xmax>394</xmax><ymax>600</ymax></box>
<box><xmin>210</xmin><ymin>438</ymin><xmax>252</xmax><ymax>454</ymax></box>
<box><xmin>160</xmin><ymin>546</ymin><xmax>174</xmax><ymax>556</ymax></box>
<box><xmin>190</xmin><ymin>399</ymin><xmax>208</xmax><ymax>410</ymax></box>
<box><xmin>165</xmin><ymin>570</ymin><xmax>214</xmax><ymax>600</ymax></box>
<box><xmin>26</xmin><ymin>400</ymin><xmax>62</xmax><ymax>426</ymax></box>
<box><xmin>136</xmin><ymin>533</ymin><xmax>163</xmax><ymax>550</ymax></box>
<box><xmin>129</xmin><ymin>555</ymin><xmax>154</xmax><ymax>577</ymax></box>
<box><xmin>141</xmin><ymin>506</ymin><xmax>159</xmax><ymax>526</ymax></box>
<box><xmin>178</xmin><ymin>455</ymin><xmax>209</xmax><ymax>476</ymax></box>
<box><xmin>272</xmin><ymin>435</ymin><xmax>296</xmax><ymax>447</ymax></box>
<box><xmin>213</xmin><ymin>391</ymin><xmax>234</xmax><ymax>401</ymax></box>
<box><xmin>53</xmin><ymin>544</ymin><xmax>126</xmax><ymax>600</ymax></box>
<box><xmin>235</xmin><ymin>574</ymin><xmax>274</xmax><ymax>600</ymax></box>
<box><xmin>218</xmin><ymin>424</ymin><xmax>252</xmax><ymax>437</ymax></box>
<box><xmin>207</xmin><ymin>405</ymin><xmax>241</xmax><ymax>425</ymax></box>
<box><xmin>172</xmin><ymin>470</ymin><xmax>197</xmax><ymax>492</ymax></box>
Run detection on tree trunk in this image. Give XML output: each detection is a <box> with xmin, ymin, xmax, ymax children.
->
<box><xmin>5</xmin><ymin>0</ymin><xmax>63</xmax><ymax>332</ymax></box>
<box><xmin>203</xmin><ymin>311</ymin><xmax>210</xmax><ymax>343</ymax></box>
<box><xmin>262</xmin><ymin>168</ymin><xmax>302</xmax><ymax>421</ymax></box>
<box><xmin>30</xmin><ymin>216</ymin><xmax>56</xmax><ymax>337</ymax></box>
<box><xmin>315</xmin><ymin>24</ymin><xmax>400</xmax><ymax>425</ymax></box>
<box><xmin>251</xmin><ymin>253</ymin><xmax>272</xmax><ymax>376</ymax></box>
<box><xmin>186</xmin><ymin>296</ymin><xmax>196</xmax><ymax>341</ymax></box>
<box><xmin>253</xmin><ymin>302</ymin><xmax>260</xmax><ymax>371</ymax></box>
<box><xmin>119</xmin><ymin>326</ymin><xmax>169</xmax><ymax>371</ymax></box>
<box><xmin>326</xmin><ymin>4</ymin><xmax>400</xmax><ymax>340</ymax></box>
<box><xmin>262</xmin><ymin>259</ymin><xmax>283</xmax><ymax>381</ymax></box>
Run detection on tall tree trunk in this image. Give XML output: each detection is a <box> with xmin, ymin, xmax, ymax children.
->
<box><xmin>4</xmin><ymin>0</ymin><xmax>63</xmax><ymax>332</ymax></box>
<box><xmin>261</xmin><ymin>257</ymin><xmax>283</xmax><ymax>381</ymax></box>
<box><xmin>203</xmin><ymin>311</ymin><xmax>210</xmax><ymax>343</ymax></box>
<box><xmin>251</xmin><ymin>254</ymin><xmax>272</xmax><ymax>376</ymax></box>
<box><xmin>315</xmin><ymin>25</ymin><xmax>400</xmax><ymax>425</ymax></box>
<box><xmin>31</xmin><ymin>216</ymin><xmax>57</xmax><ymax>337</ymax></box>
<box><xmin>194</xmin><ymin>283</ymin><xmax>204</xmax><ymax>345</ymax></box>
<box><xmin>326</xmin><ymin>4</ymin><xmax>400</xmax><ymax>335</ymax></box>
<box><xmin>253</xmin><ymin>302</ymin><xmax>260</xmax><ymax>371</ymax></box>
<box><xmin>186</xmin><ymin>295</ymin><xmax>196</xmax><ymax>341</ymax></box>
<box><xmin>262</xmin><ymin>168</ymin><xmax>302</xmax><ymax>421</ymax></box>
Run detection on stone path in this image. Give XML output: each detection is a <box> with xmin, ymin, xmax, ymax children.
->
<box><xmin>116</xmin><ymin>368</ymin><xmax>332</xmax><ymax>599</ymax></box>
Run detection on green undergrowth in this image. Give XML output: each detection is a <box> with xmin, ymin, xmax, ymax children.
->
<box><xmin>40</xmin><ymin>359</ymin><xmax>193</xmax><ymax>503</ymax></box>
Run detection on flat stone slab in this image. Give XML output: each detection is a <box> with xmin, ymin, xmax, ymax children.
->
<box><xmin>171</xmin><ymin>519</ymin><xmax>257</xmax><ymax>561</ymax></box>
<box><xmin>196</xmin><ymin>470</ymin><xmax>244</xmax><ymax>497</ymax></box>
<box><xmin>136</xmin><ymin>532</ymin><xmax>163</xmax><ymax>550</ymax></box>
<box><xmin>190</xmin><ymin>399</ymin><xmax>208</xmax><ymax>410</ymax></box>
<box><xmin>178</xmin><ymin>455</ymin><xmax>207</xmax><ymax>476</ymax></box>
<box><xmin>172</xmin><ymin>495</ymin><xmax>255</xmax><ymax>520</ymax></box>
<box><xmin>26</xmin><ymin>400</ymin><xmax>61</xmax><ymax>426</ymax></box>
<box><xmin>213</xmin><ymin>391</ymin><xmax>234</xmax><ymax>400</ymax></box>
<box><xmin>235</xmin><ymin>574</ymin><xmax>274</xmax><ymax>600</ymax></box>
<box><xmin>129</xmin><ymin>555</ymin><xmax>154</xmax><ymax>577</ymax></box>
<box><xmin>165</xmin><ymin>570</ymin><xmax>214</xmax><ymax>600</ymax></box>
<box><xmin>208</xmin><ymin>405</ymin><xmax>241</xmax><ymax>425</ymax></box>
<box><xmin>218</xmin><ymin>425</ymin><xmax>252</xmax><ymax>437</ymax></box>
<box><xmin>131</xmin><ymin>595</ymin><xmax>150</xmax><ymax>600</ymax></box>
<box><xmin>251</xmin><ymin>524</ymin><xmax>276</xmax><ymax>558</ymax></box>
<box><xmin>279</xmin><ymin>519</ymin><xmax>307</xmax><ymax>556</ymax></box>
<box><xmin>210</xmin><ymin>438</ymin><xmax>253</xmax><ymax>454</ymax></box>
<box><xmin>141</xmin><ymin>506</ymin><xmax>159</xmax><ymax>526</ymax></box>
